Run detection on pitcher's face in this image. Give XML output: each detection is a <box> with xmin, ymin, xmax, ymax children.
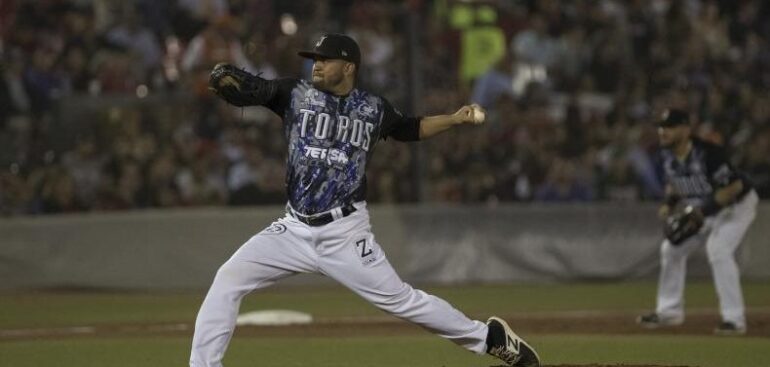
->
<box><xmin>311</xmin><ymin>58</ymin><xmax>350</xmax><ymax>91</ymax></box>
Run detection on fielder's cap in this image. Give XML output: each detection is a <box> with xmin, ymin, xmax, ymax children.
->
<box><xmin>658</xmin><ymin>108</ymin><xmax>690</xmax><ymax>127</ymax></box>
<box><xmin>298</xmin><ymin>33</ymin><xmax>361</xmax><ymax>65</ymax></box>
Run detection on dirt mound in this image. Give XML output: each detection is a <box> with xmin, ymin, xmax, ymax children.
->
<box><xmin>545</xmin><ymin>365</ymin><xmax>692</xmax><ymax>367</ymax></box>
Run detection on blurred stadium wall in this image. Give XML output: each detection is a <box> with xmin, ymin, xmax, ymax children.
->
<box><xmin>1</xmin><ymin>203</ymin><xmax>769</xmax><ymax>290</ymax></box>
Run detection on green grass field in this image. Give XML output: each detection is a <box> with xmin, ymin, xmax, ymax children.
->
<box><xmin>4</xmin><ymin>335</ymin><xmax>770</xmax><ymax>367</ymax></box>
<box><xmin>2</xmin><ymin>282</ymin><xmax>770</xmax><ymax>367</ymax></box>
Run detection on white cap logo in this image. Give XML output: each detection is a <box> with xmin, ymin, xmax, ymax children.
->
<box><xmin>341</xmin><ymin>50</ymin><xmax>348</xmax><ymax>56</ymax></box>
<box><xmin>315</xmin><ymin>36</ymin><xmax>326</xmax><ymax>48</ymax></box>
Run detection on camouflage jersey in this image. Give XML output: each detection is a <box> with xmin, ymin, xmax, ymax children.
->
<box><xmin>262</xmin><ymin>78</ymin><xmax>420</xmax><ymax>215</ymax></box>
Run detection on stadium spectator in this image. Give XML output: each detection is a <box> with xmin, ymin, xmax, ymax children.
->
<box><xmin>0</xmin><ymin>0</ymin><xmax>768</xmax><ymax>215</ymax></box>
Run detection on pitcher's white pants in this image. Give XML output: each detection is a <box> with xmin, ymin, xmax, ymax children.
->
<box><xmin>656</xmin><ymin>191</ymin><xmax>758</xmax><ymax>328</ymax></box>
<box><xmin>190</xmin><ymin>204</ymin><xmax>488</xmax><ymax>367</ymax></box>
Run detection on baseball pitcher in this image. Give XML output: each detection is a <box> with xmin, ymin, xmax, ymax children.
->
<box><xmin>190</xmin><ymin>33</ymin><xmax>540</xmax><ymax>367</ymax></box>
<box><xmin>637</xmin><ymin>108</ymin><xmax>758</xmax><ymax>335</ymax></box>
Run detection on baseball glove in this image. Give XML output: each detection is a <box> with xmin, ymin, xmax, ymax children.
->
<box><xmin>209</xmin><ymin>63</ymin><xmax>267</xmax><ymax>107</ymax></box>
<box><xmin>663</xmin><ymin>205</ymin><xmax>704</xmax><ymax>245</ymax></box>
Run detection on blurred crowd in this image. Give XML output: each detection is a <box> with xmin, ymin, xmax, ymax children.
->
<box><xmin>1</xmin><ymin>0</ymin><xmax>769</xmax><ymax>215</ymax></box>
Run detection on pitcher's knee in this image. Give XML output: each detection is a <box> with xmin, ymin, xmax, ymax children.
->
<box><xmin>213</xmin><ymin>259</ymin><xmax>248</xmax><ymax>283</ymax></box>
<box><xmin>706</xmin><ymin>248</ymin><xmax>735</xmax><ymax>265</ymax></box>
<box><xmin>371</xmin><ymin>284</ymin><xmax>419</xmax><ymax>315</ymax></box>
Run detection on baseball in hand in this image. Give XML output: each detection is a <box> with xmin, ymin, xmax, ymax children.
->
<box><xmin>471</xmin><ymin>105</ymin><xmax>486</xmax><ymax>124</ymax></box>
<box><xmin>219</xmin><ymin>75</ymin><xmax>240</xmax><ymax>89</ymax></box>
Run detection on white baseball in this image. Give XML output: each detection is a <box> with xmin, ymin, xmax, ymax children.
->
<box><xmin>472</xmin><ymin>106</ymin><xmax>486</xmax><ymax>124</ymax></box>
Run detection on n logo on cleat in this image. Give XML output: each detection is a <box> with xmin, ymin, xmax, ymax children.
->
<box><xmin>507</xmin><ymin>335</ymin><xmax>520</xmax><ymax>353</ymax></box>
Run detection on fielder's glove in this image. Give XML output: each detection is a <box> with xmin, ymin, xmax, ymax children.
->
<box><xmin>663</xmin><ymin>205</ymin><xmax>704</xmax><ymax>245</ymax></box>
<box><xmin>209</xmin><ymin>63</ymin><xmax>268</xmax><ymax>107</ymax></box>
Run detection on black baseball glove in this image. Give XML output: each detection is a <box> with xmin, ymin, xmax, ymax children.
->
<box><xmin>209</xmin><ymin>63</ymin><xmax>274</xmax><ymax>107</ymax></box>
<box><xmin>663</xmin><ymin>205</ymin><xmax>704</xmax><ymax>245</ymax></box>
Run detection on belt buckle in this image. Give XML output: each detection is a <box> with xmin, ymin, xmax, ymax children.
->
<box><xmin>294</xmin><ymin>210</ymin><xmax>328</xmax><ymax>226</ymax></box>
<box><xmin>297</xmin><ymin>214</ymin><xmax>311</xmax><ymax>225</ymax></box>
<box><xmin>302</xmin><ymin>212</ymin><xmax>330</xmax><ymax>226</ymax></box>
<box><xmin>289</xmin><ymin>204</ymin><xmax>354</xmax><ymax>226</ymax></box>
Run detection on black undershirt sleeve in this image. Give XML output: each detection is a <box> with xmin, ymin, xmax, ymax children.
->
<box><xmin>701</xmin><ymin>141</ymin><xmax>750</xmax><ymax>215</ymax></box>
<box><xmin>379</xmin><ymin>98</ymin><xmax>421</xmax><ymax>142</ymax></box>
<box><xmin>263</xmin><ymin>78</ymin><xmax>298</xmax><ymax>118</ymax></box>
<box><xmin>704</xmin><ymin>143</ymin><xmax>739</xmax><ymax>189</ymax></box>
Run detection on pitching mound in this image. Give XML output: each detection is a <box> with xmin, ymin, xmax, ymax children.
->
<box><xmin>2</xmin><ymin>310</ymin><xmax>770</xmax><ymax>341</ymax></box>
<box><xmin>544</xmin><ymin>365</ymin><xmax>692</xmax><ymax>367</ymax></box>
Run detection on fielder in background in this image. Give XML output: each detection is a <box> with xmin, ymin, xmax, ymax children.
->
<box><xmin>637</xmin><ymin>108</ymin><xmax>758</xmax><ymax>335</ymax></box>
<box><xmin>191</xmin><ymin>33</ymin><xmax>540</xmax><ymax>367</ymax></box>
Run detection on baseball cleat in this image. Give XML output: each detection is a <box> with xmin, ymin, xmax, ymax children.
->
<box><xmin>636</xmin><ymin>313</ymin><xmax>684</xmax><ymax>328</ymax></box>
<box><xmin>714</xmin><ymin>321</ymin><xmax>746</xmax><ymax>336</ymax></box>
<box><xmin>486</xmin><ymin>316</ymin><xmax>540</xmax><ymax>367</ymax></box>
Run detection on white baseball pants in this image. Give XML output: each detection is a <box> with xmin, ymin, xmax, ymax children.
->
<box><xmin>655</xmin><ymin>191</ymin><xmax>758</xmax><ymax>328</ymax></box>
<box><xmin>190</xmin><ymin>203</ymin><xmax>488</xmax><ymax>367</ymax></box>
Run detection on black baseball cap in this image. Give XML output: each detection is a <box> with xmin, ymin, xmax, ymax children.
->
<box><xmin>658</xmin><ymin>108</ymin><xmax>690</xmax><ymax>128</ymax></box>
<box><xmin>298</xmin><ymin>33</ymin><xmax>361</xmax><ymax>66</ymax></box>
